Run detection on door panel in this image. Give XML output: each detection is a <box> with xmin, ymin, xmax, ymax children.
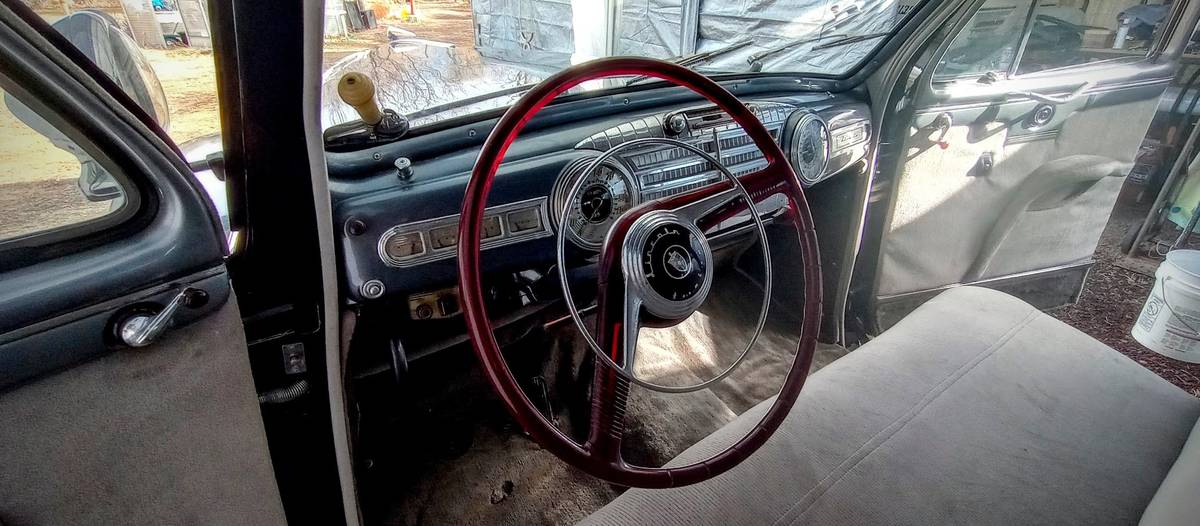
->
<box><xmin>879</xmin><ymin>81</ymin><xmax>1162</xmax><ymax>298</ymax></box>
<box><xmin>0</xmin><ymin>289</ymin><xmax>285</xmax><ymax>525</ymax></box>
<box><xmin>0</xmin><ymin>3</ymin><xmax>284</xmax><ymax>523</ymax></box>
<box><xmin>870</xmin><ymin>0</ymin><xmax>1185</xmax><ymax>329</ymax></box>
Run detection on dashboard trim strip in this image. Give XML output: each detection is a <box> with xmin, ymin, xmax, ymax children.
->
<box><xmin>377</xmin><ymin>197</ymin><xmax>552</xmax><ymax>268</ymax></box>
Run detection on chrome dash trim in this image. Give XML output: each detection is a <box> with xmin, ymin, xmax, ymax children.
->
<box><xmin>377</xmin><ymin>197</ymin><xmax>551</xmax><ymax>268</ymax></box>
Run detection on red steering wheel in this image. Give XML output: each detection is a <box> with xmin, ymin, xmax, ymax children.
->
<box><xmin>457</xmin><ymin>57</ymin><xmax>822</xmax><ymax>488</ymax></box>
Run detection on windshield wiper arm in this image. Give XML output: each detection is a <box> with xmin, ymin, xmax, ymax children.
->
<box><xmin>404</xmin><ymin>83</ymin><xmax>539</xmax><ymax>121</ymax></box>
<box><xmin>625</xmin><ymin>39</ymin><xmax>755</xmax><ymax>86</ymax></box>
<box><xmin>746</xmin><ymin>34</ymin><xmax>846</xmax><ymax>70</ymax></box>
<box><xmin>811</xmin><ymin>32</ymin><xmax>892</xmax><ymax>51</ymax></box>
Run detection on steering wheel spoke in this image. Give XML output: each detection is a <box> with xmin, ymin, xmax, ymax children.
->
<box><xmin>618</xmin><ymin>282</ymin><xmax>644</xmax><ymax>374</ymax></box>
<box><xmin>587</xmin><ymin>294</ymin><xmax>633</xmax><ymax>462</ymax></box>
<box><xmin>671</xmin><ymin>188</ymin><xmax>742</xmax><ymax>232</ymax></box>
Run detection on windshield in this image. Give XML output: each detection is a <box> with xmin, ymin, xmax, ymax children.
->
<box><xmin>320</xmin><ymin>0</ymin><xmax>924</xmax><ymax>128</ymax></box>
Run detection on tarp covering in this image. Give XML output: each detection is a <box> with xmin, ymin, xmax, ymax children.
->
<box><xmin>474</xmin><ymin>0</ymin><xmax>908</xmax><ymax>74</ymax></box>
<box><xmin>614</xmin><ymin>0</ymin><xmax>687</xmax><ymax>58</ymax></box>
<box><xmin>703</xmin><ymin>0</ymin><xmax>877</xmax><ymax>73</ymax></box>
<box><xmin>473</xmin><ymin>0</ymin><xmax>577</xmax><ymax>69</ymax></box>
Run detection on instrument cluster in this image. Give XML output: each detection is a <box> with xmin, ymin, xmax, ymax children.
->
<box><xmin>554</xmin><ymin>102</ymin><xmax>869</xmax><ymax>250</ymax></box>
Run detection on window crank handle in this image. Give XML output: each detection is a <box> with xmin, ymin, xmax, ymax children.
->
<box><xmin>119</xmin><ymin>287</ymin><xmax>198</xmax><ymax>348</ymax></box>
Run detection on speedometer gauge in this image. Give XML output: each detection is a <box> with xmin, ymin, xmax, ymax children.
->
<box><xmin>784</xmin><ymin>112</ymin><xmax>830</xmax><ymax>186</ymax></box>
<box><xmin>551</xmin><ymin>158</ymin><xmax>638</xmax><ymax>250</ymax></box>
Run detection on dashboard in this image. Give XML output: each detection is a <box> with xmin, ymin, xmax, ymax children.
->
<box><xmin>330</xmin><ymin>91</ymin><xmax>871</xmax><ymax>312</ymax></box>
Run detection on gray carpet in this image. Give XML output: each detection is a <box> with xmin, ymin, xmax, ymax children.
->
<box><xmin>380</xmin><ymin>270</ymin><xmax>846</xmax><ymax>525</ymax></box>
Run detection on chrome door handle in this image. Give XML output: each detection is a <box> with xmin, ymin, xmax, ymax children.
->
<box><xmin>119</xmin><ymin>288</ymin><xmax>193</xmax><ymax>347</ymax></box>
<box><xmin>1010</xmin><ymin>81</ymin><xmax>1091</xmax><ymax>105</ymax></box>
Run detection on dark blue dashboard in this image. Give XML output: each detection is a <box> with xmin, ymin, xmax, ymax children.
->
<box><xmin>327</xmin><ymin>81</ymin><xmax>872</xmax><ymax>309</ymax></box>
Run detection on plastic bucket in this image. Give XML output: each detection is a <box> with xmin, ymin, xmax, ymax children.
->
<box><xmin>1133</xmin><ymin>249</ymin><xmax>1200</xmax><ymax>363</ymax></box>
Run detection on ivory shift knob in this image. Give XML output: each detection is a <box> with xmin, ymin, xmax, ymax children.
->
<box><xmin>337</xmin><ymin>72</ymin><xmax>383</xmax><ymax>125</ymax></box>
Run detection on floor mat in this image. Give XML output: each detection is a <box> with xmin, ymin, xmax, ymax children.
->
<box><xmin>375</xmin><ymin>271</ymin><xmax>846</xmax><ymax>525</ymax></box>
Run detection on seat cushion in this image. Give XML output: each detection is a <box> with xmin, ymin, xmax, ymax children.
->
<box><xmin>1140</xmin><ymin>418</ymin><xmax>1200</xmax><ymax>525</ymax></box>
<box><xmin>582</xmin><ymin>286</ymin><xmax>1200</xmax><ymax>525</ymax></box>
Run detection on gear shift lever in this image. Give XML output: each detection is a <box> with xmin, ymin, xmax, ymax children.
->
<box><xmin>325</xmin><ymin>72</ymin><xmax>410</xmax><ymax>146</ymax></box>
<box><xmin>337</xmin><ymin>72</ymin><xmax>383</xmax><ymax>125</ymax></box>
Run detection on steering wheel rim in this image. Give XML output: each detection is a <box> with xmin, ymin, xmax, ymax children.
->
<box><xmin>457</xmin><ymin>57</ymin><xmax>822</xmax><ymax>488</ymax></box>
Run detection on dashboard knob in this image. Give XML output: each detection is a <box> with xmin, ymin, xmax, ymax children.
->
<box><xmin>394</xmin><ymin>157</ymin><xmax>413</xmax><ymax>180</ymax></box>
<box><xmin>361</xmin><ymin>279</ymin><xmax>386</xmax><ymax>299</ymax></box>
<box><xmin>665</xmin><ymin>114</ymin><xmax>688</xmax><ymax>136</ymax></box>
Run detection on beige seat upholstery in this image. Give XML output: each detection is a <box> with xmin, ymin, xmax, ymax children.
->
<box><xmin>1140</xmin><ymin>418</ymin><xmax>1200</xmax><ymax>525</ymax></box>
<box><xmin>583</xmin><ymin>286</ymin><xmax>1200</xmax><ymax>525</ymax></box>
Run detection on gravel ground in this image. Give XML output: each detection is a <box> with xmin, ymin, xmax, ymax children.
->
<box><xmin>0</xmin><ymin>179</ymin><xmax>109</xmax><ymax>239</ymax></box>
<box><xmin>1051</xmin><ymin>186</ymin><xmax>1200</xmax><ymax>397</ymax></box>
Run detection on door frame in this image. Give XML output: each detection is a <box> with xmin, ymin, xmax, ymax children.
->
<box><xmin>205</xmin><ymin>0</ymin><xmax>356</xmax><ymax>522</ymax></box>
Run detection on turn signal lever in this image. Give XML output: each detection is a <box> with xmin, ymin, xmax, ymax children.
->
<box><xmin>324</xmin><ymin>72</ymin><xmax>410</xmax><ymax>147</ymax></box>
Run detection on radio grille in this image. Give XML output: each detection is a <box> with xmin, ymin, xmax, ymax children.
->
<box><xmin>575</xmin><ymin>103</ymin><xmax>793</xmax><ymax>200</ymax></box>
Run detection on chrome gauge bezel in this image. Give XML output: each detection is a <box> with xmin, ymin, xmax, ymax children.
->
<box><xmin>550</xmin><ymin>155</ymin><xmax>640</xmax><ymax>251</ymax></box>
<box><xmin>785</xmin><ymin>112</ymin><xmax>831</xmax><ymax>186</ymax></box>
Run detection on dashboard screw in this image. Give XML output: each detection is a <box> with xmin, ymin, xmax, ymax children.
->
<box><xmin>346</xmin><ymin>218</ymin><xmax>367</xmax><ymax>236</ymax></box>
<box><xmin>361</xmin><ymin>280</ymin><xmax>386</xmax><ymax>299</ymax></box>
<box><xmin>622</xmin><ymin>98</ymin><xmax>630</xmax><ymax>105</ymax></box>
<box><xmin>468</xmin><ymin>129</ymin><xmax>477</xmax><ymax>137</ymax></box>
<box><xmin>372</xmin><ymin>152</ymin><xmax>382</xmax><ymax>161</ymax></box>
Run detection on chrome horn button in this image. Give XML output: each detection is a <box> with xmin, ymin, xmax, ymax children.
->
<box><xmin>623</xmin><ymin>212</ymin><xmax>713</xmax><ymax>321</ymax></box>
<box><xmin>643</xmin><ymin>225</ymin><xmax>706</xmax><ymax>301</ymax></box>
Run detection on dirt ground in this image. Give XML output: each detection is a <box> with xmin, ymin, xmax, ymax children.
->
<box><xmin>1052</xmin><ymin>186</ymin><xmax>1200</xmax><ymax>397</ymax></box>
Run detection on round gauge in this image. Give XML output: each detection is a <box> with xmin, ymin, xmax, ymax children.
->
<box><xmin>784</xmin><ymin>112</ymin><xmax>830</xmax><ymax>186</ymax></box>
<box><xmin>551</xmin><ymin>158</ymin><xmax>639</xmax><ymax>250</ymax></box>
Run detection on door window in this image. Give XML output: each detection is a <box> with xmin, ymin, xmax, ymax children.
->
<box><xmin>936</xmin><ymin>0</ymin><xmax>1176</xmax><ymax>81</ymax></box>
<box><xmin>0</xmin><ymin>84</ymin><xmax>129</xmax><ymax>242</ymax></box>
<box><xmin>936</xmin><ymin>0</ymin><xmax>1034</xmax><ymax>80</ymax></box>
<box><xmin>1017</xmin><ymin>1</ymin><xmax>1173</xmax><ymax>74</ymax></box>
<box><xmin>10</xmin><ymin>2</ymin><xmax>229</xmax><ymax>243</ymax></box>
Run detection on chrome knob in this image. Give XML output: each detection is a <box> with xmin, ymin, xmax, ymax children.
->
<box><xmin>119</xmin><ymin>288</ymin><xmax>192</xmax><ymax>348</ymax></box>
<box><xmin>665</xmin><ymin>114</ymin><xmax>688</xmax><ymax>136</ymax></box>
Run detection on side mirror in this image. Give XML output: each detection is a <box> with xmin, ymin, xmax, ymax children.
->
<box><xmin>51</xmin><ymin>10</ymin><xmax>171</xmax><ymax>130</ymax></box>
<box><xmin>3</xmin><ymin>10</ymin><xmax>170</xmax><ymax>202</ymax></box>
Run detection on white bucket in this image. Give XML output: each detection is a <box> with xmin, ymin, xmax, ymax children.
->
<box><xmin>1133</xmin><ymin>250</ymin><xmax>1200</xmax><ymax>363</ymax></box>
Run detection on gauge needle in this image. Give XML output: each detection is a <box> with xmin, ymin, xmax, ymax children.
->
<box><xmin>587</xmin><ymin>197</ymin><xmax>606</xmax><ymax>221</ymax></box>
